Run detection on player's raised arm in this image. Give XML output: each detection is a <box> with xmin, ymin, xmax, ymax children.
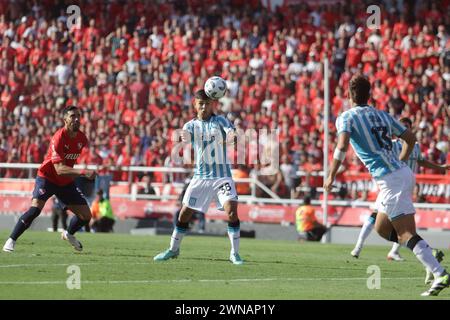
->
<box><xmin>417</xmin><ymin>158</ymin><xmax>450</xmax><ymax>173</ymax></box>
<box><xmin>413</xmin><ymin>138</ymin><xmax>449</xmax><ymax>173</ymax></box>
<box><xmin>386</xmin><ymin>112</ymin><xmax>415</xmax><ymax>162</ymax></box>
<box><xmin>53</xmin><ymin>162</ymin><xmax>96</xmax><ymax>180</ymax></box>
<box><xmin>397</xmin><ymin>129</ymin><xmax>416</xmax><ymax>162</ymax></box>
<box><xmin>217</xmin><ymin>115</ymin><xmax>237</xmax><ymax>145</ymax></box>
<box><xmin>181</xmin><ymin>122</ymin><xmax>193</xmax><ymax>144</ymax></box>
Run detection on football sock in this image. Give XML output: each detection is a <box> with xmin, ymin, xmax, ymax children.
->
<box><xmin>406</xmin><ymin>235</ymin><xmax>445</xmax><ymax>278</ymax></box>
<box><xmin>67</xmin><ymin>215</ymin><xmax>88</xmax><ymax>235</ymax></box>
<box><xmin>10</xmin><ymin>207</ymin><xmax>41</xmax><ymax>241</ymax></box>
<box><xmin>52</xmin><ymin>213</ymin><xmax>58</xmax><ymax>232</ymax></box>
<box><xmin>227</xmin><ymin>220</ymin><xmax>240</xmax><ymax>255</ymax></box>
<box><xmin>61</xmin><ymin>208</ymin><xmax>68</xmax><ymax>230</ymax></box>
<box><xmin>389</xmin><ymin>242</ymin><xmax>401</xmax><ymax>255</ymax></box>
<box><xmin>355</xmin><ymin>215</ymin><xmax>375</xmax><ymax>249</ymax></box>
<box><xmin>169</xmin><ymin>222</ymin><xmax>188</xmax><ymax>252</ymax></box>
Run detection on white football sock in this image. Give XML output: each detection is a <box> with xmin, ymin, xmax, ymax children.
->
<box><xmin>389</xmin><ymin>242</ymin><xmax>401</xmax><ymax>254</ymax></box>
<box><xmin>169</xmin><ymin>227</ymin><xmax>186</xmax><ymax>252</ymax></box>
<box><xmin>412</xmin><ymin>240</ymin><xmax>445</xmax><ymax>278</ymax></box>
<box><xmin>355</xmin><ymin>217</ymin><xmax>374</xmax><ymax>249</ymax></box>
<box><xmin>227</xmin><ymin>227</ymin><xmax>240</xmax><ymax>255</ymax></box>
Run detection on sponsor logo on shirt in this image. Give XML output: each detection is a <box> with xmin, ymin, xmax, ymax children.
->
<box><xmin>65</xmin><ymin>153</ymin><xmax>80</xmax><ymax>160</ymax></box>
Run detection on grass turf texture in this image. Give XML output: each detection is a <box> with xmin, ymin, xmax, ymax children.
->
<box><xmin>0</xmin><ymin>230</ymin><xmax>448</xmax><ymax>300</ymax></box>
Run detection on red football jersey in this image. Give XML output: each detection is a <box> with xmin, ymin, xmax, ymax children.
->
<box><xmin>37</xmin><ymin>128</ymin><xmax>88</xmax><ymax>186</ymax></box>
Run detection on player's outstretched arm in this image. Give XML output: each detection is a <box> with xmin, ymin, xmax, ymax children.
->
<box><xmin>216</xmin><ymin>116</ymin><xmax>237</xmax><ymax>145</ymax></box>
<box><xmin>53</xmin><ymin>163</ymin><xmax>97</xmax><ymax>180</ymax></box>
<box><xmin>398</xmin><ymin>129</ymin><xmax>416</xmax><ymax>162</ymax></box>
<box><xmin>418</xmin><ymin>160</ymin><xmax>450</xmax><ymax>174</ymax></box>
<box><xmin>324</xmin><ymin>132</ymin><xmax>350</xmax><ymax>192</ymax></box>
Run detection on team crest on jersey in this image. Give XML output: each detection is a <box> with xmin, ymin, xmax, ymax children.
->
<box><xmin>38</xmin><ymin>188</ymin><xmax>46</xmax><ymax>195</ymax></box>
<box><xmin>78</xmin><ymin>143</ymin><xmax>83</xmax><ymax>150</ymax></box>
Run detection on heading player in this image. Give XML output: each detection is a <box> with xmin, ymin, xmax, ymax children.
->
<box><xmin>3</xmin><ymin>106</ymin><xmax>96</xmax><ymax>253</ymax></box>
<box><xmin>324</xmin><ymin>75</ymin><xmax>449</xmax><ymax>296</ymax></box>
<box><xmin>154</xmin><ymin>89</ymin><xmax>244</xmax><ymax>265</ymax></box>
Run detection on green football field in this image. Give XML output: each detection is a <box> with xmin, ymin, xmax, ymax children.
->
<box><xmin>0</xmin><ymin>230</ymin><xmax>448</xmax><ymax>300</ymax></box>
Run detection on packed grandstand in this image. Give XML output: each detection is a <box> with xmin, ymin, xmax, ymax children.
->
<box><xmin>0</xmin><ymin>0</ymin><xmax>449</xmax><ymax>206</ymax></box>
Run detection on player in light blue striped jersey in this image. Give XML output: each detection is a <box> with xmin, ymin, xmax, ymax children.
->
<box><xmin>391</xmin><ymin>118</ymin><xmax>450</xmax><ymax>175</ymax></box>
<box><xmin>182</xmin><ymin>107</ymin><xmax>234</xmax><ymax>180</ymax></box>
<box><xmin>154</xmin><ymin>89</ymin><xmax>244</xmax><ymax>265</ymax></box>
<box><xmin>324</xmin><ymin>75</ymin><xmax>449</xmax><ymax>296</ymax></box>
<box><xmin>351</xmin><ymin>117</ymin><xmax>449</xmax><ymax>281</ymax></box>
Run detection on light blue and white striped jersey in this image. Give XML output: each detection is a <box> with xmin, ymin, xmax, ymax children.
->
<box><xmin>183</xmin><ymin>114</ymin><xmax>234</xmax><ymax>179</ymax></box>
<box><xmin>392</xmin><ymin>140</ymin><xmax>423</xmax><ymax>173</ymax></box>
<box><xmin>336</xmin><ymin>105</ymin><xmax>407</xmax><ymax>179</ymax></box>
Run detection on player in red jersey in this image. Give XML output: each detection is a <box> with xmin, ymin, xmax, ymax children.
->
<box><xmin>3</xmin><ymin>106</ymin><xmax>96</xmax><ymax>252</ymax></box>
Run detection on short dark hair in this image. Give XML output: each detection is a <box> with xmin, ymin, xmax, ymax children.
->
<box><xmin>303</xmin><ymin>195</ymin><xmax>311</xmax><ymax>205</ymax></box>
<box><xmin>349</xmin><ymin>74</ymin><xmax>371</xmax><ymax>105</ymax></box>
<box><xmin>399</xmin><ymin>117</ymin><xmax>412</xmax><ymax>127</ymax></box>
<box><xmin>63</xmin><ymin>105</ymin><xmax>79</xmax><ymax>117</ymax></box>
<box><xmin>194</xmin><ymin>89</ymin><xmax>211</xmax><ymax>101</ymax></box>
<box><xmin>144</xmin><ymin>172</ymin><xmax>153</xmax><ymax>180</ymax></box>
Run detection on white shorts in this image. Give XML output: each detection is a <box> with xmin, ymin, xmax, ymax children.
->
<box><xmin>182</xmin><ymin>177</ymin><xmax>238</xmax><ymax>213</ymax></box>
<box><xmin>374</xmin><ymin>166</ymin><xmax>416</xmax><ymax>221</ymax></box>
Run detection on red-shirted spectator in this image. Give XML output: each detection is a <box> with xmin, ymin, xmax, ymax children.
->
<box><xmin>0</xmin><ymin>0</ymin><xmax>445</xmax><ymax>206</ymax></box>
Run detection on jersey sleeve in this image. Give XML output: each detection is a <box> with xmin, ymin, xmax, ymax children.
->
<box><xmin>182</xmin><ymin>121</ymin><xmax>194</xmax><ymax>144</ymax></box>
<box><xmin>217</xmin><ymin>115</ymin><xmax>236</xmax><ymax>134</ymax></box>
<box><xmin>336</xmin><ymin>112</ymin><xmax>353</xmax><ymax>134</ymax></box>
<box><xmin>385</xmin><ymin>112</ymin><xmax>406</xmax><ymax>137</ymax></box>
<box><xmin>50</xmin><ymin>132</ymin><xmax>65</xmax><ymax>164</ymax></box>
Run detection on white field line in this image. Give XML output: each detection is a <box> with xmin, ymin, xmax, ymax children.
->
<box><xmin>0</xmin><ymin>262</ymin><xmax>151</xmax><ymax>268</ymax></box>
<box><xmin>0</xmin><ymin>277</ymin><xmax>424</xmax><ymax>285</ymax></box>
<box><xmin>0</xmin><ymin>262</ymin><xmax>425</xmax><ymax>285</ymax></box>
<box><xmin>0</xmin><ymin>262</ymin><xmax>396</xmax><ymax>270</ymax></box>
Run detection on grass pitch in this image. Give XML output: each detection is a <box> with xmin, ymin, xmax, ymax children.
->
<box><xmin>0</xmin><ymin>230</ymin><xmax>448</xmax><ymax>300</ymax></box>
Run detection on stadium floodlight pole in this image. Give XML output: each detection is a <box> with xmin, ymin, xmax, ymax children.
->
<box><xmin>322</xmin><ymin>57</ymin><xmax>330</xmax><ymax>244</ymax></box>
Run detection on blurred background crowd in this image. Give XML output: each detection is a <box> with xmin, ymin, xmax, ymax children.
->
<box><xmin>0</xmin><ymin>0</ymin><xmax>448</xmax><ymax>201</ymax></box>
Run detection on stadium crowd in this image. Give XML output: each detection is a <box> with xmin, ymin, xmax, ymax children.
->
<box><xmin>0</xmin><ymin>0</ymin><xmax>449</xmax><ymax>201</ymax></box>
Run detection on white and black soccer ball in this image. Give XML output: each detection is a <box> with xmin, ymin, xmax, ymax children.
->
<box><xmin>204</xmin><ymin>76</ymin><xmax>227</xmax><ymax>99</ymax></box>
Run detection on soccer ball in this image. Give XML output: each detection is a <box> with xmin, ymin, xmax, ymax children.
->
<box><xmin>204</xmin><ymin>76</ymin><xmax>227</xmax><ymax>99</ymax></box>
